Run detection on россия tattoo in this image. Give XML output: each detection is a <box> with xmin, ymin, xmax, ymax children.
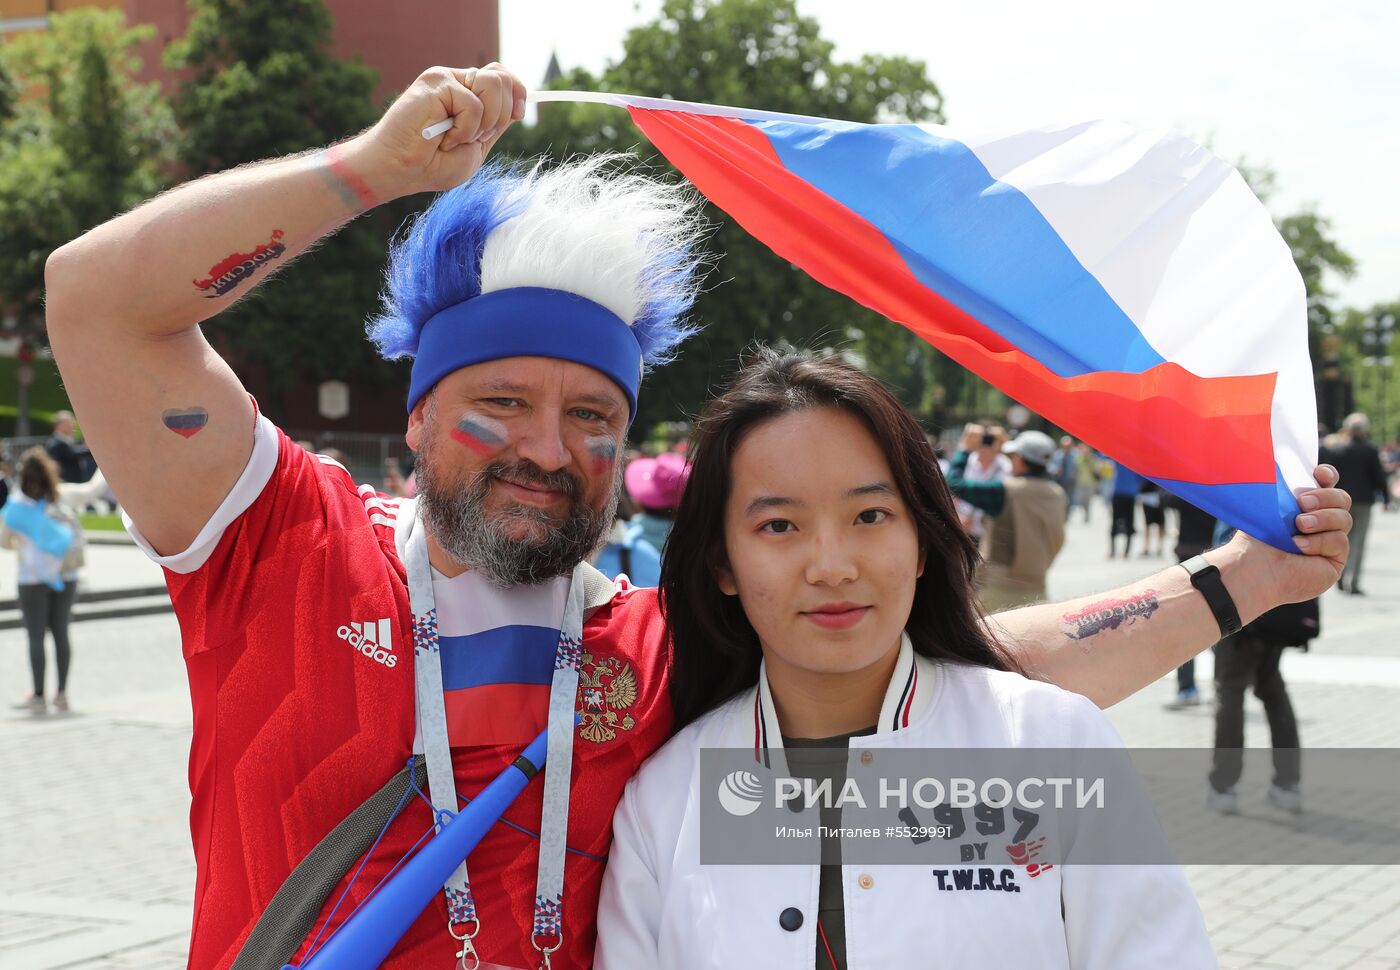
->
<box><xmin>193</xmin><ymin>230</ymin><xmax>287</xmax><ymax>298</ymax></box>
<box><xmin>162</xmin><ymin>407</ymin><xmax>209</xmax><ymax>438</ymax></box>
<box><xmin>1061</xmin><ymin>590</ymin><xmax>1160</xmax><ymax>641</ymax></box>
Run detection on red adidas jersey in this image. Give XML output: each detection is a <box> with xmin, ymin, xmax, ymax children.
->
<box><xmin>153</xmin><ymin>418</ymin><xmax>673</xmax><ymax>969</ymax></box>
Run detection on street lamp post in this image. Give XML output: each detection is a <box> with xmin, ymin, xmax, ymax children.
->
<box><xmin>1361</xmin><ymin>312</ymin><xmax>1397</xmax><ymax>441</ymax></box>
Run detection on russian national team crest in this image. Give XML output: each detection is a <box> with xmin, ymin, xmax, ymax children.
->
<box><xmin>576</xmin><ymin>651</ymin><xmax>638</xmax><ymax>744</ymax></box>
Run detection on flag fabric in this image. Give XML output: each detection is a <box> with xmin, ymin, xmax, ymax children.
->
<box><xmin>432</xmin><ymin>570</ymin><xmax>569</xmax><ymax>746</ymax></box>
<box><xmin>537</xmin><ymin>91</ymin><xmax>1316</xmax><ymax>551</ymax></box>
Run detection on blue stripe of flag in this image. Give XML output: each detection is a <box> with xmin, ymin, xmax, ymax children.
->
<box><xmin>439</xmin><ymin>625</ymin><xmax>559</xmax><ymax>689</ymax></box>
<box><xmin>751</xmin><ymin>119</ymin><xmax>1168</xmax><ymax>379</ymax></box>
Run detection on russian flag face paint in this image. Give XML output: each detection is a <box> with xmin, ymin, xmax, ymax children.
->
<box><xmin>451</xmin><ymin>413</ymin><xmax>509</xmax><ymax>456</ymax></box>
<box><xmin>585</xmin><ymin>434</ymin><xmax>619</xmax><ymax>473</ymax></box>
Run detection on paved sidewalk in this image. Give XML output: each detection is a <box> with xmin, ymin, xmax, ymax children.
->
<box><xmin>1</xmin><ymin>511</ymin><xmax>1397</xmax><ymax>968</ymax></box>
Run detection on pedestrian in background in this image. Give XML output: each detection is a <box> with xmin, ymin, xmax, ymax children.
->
<box><xmin>1108</xmin><ymin>460</ymin><xmax>1141</xmax><ymax>558</ymax></box>
<box><xmin>947</xmin><ymin>426</ymin><xmax>1067</xmax><ymax>611</ymax></box>
<box><xmin>1164</xmin><ymin>495</ymin><xmax>1218</xmax><ymax>709</ymax></box>
<box><xmin>593</xmin><ymin>491</ymin><xmax>662</xmax><ymax>587</ymax></box>
<box><xmin>1138</xmin><ymin>479</ymin><xmax>1166</xmax><ymax>557</ymax></box>
<box><xmin>44</xmin><ymin>410</ymin><xmax>94</xmax><ymax>484</ymax></box>
<box><xmin>624</xmin><ymin>451</ymin><xmax>690</xmax><ymax>556</ymax></box>
<box><xmin>1047</xmin><ymin>435</ymin><xmax>1079</xmax><ymax>520</ymax></box>
<box><xmin>1</xmin><ymin>449</ymin><xmax>91</xmax><ymax>714</ymax></box>
<box><xmin>1323</xmin><ymin>413</ymin><xmax>1390</xmax><ymax>595</ymax></box>
<box><xmin>953</xmin><ymin>422</ymin><xmax>1011</xmax><ymax>542</ymax></box>
<box><xmin>1071</xmin><ymin>441</ymin><xmax>1102</xmax><ymax>521</ymax></box>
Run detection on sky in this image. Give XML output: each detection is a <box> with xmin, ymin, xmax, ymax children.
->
<box><xmin>500</xmin><ymin>0</ymin><xmax>1399</xmax><ymax>311</ymax></box>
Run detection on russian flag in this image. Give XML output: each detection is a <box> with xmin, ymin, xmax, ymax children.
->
<box><xmin>432</xmin><ymin>577</ymin><xmax>568</xmax><ymax>746</ymax></box>
<box><xmin>538</xmin><ymin>92</ymin><xmax>1317</xmax><ymax>551</ymax></box>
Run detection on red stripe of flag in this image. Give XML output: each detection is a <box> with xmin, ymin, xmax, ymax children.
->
<box><xmin>444</xmin><ymin>684</ymin><xmax>550</xmax><ymax>747</ymax></box>
<box><xmin>628</xmin><ymin>108</ymin><xmax>1277</xmax><ymax>486</ymax></box>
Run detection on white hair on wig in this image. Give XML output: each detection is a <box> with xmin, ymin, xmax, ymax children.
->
<box><xmin>480</xmin><ymin>155</ymin><xmax>706</xmax><ymax>338</ymax></box>
<box><xmin>369</xmin><ymin>154</ymin><xmax>710</xmax><ymax>370</ymax></box>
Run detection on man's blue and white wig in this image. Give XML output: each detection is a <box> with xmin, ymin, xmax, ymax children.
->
<box><xmin>369</xmin><ymin>155</ymin><xmax>708</xmax><ymax>421</ymax></box>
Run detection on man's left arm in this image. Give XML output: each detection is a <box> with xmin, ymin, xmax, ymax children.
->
<box><xmin>992</xmin><ymin>466</ymin><xmax>1351</xmax><ymax>708</ymax></box>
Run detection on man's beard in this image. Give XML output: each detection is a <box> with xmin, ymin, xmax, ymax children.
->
<box><xmin>416</xmin><ymin>439</ymin><xmax>618</xmax><ymax>588</ymax></box>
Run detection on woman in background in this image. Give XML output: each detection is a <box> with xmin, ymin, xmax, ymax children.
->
<box><xmin>2</xmin><ymin>448</ymin><xmax>94</xmax><ymax>713</ymax></box>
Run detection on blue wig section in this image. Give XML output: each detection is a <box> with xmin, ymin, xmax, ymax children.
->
<box><xmin>366</xmin><ymin>161</ymin><xmax>529</xmax><ymax>360</ymax></box>
<box><xmin>632</xmin><ymin>245</ymin><xmax>703</xmax><ymax>371</ymax></box>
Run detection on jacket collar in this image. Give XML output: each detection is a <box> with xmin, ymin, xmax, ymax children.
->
<box><xmin>751</xmin><ymin>632</ymin><xmax>934</xmax><ymax>766</ymax></box>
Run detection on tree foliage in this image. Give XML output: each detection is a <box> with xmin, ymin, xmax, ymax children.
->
<box><xmin>0</xmin><ymin>10</ymin><xmax>176</xmax><ymax>330</ymax></box>
<box><xmin>1238</xmin><ymin>160</ymin><xmax>1357</xmax><ymax>362</ymax></box>
<box><xmin>165</xmin><ymin>0</ymin><xmax>402</xmax><ymax>402</ymax></box>
<box><xmin>496</xmin><ymin>0</ymin><xmax>951</xmax><ymax>432</ymax></box>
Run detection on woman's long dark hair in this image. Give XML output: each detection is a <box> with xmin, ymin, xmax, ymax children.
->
<box><xmin>661</xmin><ymin>347</ymin><xmax>1022</xmax><ymax>731</ymax></box>
<box><xmin>18</xmin><ymin>448</ymin><xmax>60</xmax><ymax>504</ymax></box>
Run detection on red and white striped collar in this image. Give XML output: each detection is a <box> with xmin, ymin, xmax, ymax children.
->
<box><xmin>751</xmin><ymin>632</ymin><xmax>931</xmax><ymax>765</ymax></box>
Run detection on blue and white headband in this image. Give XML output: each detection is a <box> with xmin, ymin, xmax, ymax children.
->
<box><xmin>367</xmin><ymin>158</ymin><xmax>708</xmax><ymax>423</ymax></box>
<box><xmin>406</xmin><ymin>287</ymin><xmax>643</xmax><ymax>417</ymax></box>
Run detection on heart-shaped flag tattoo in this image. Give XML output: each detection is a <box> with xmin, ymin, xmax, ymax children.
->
<box><xmin>162</xmin><ymin>407</ymin><xmax>209</xmax><ymax>438</ymax></box>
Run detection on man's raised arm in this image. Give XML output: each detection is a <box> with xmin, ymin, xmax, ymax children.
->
<box><xmin>994</xmin><ymin>466</ymin><xmax>1352</xmax><ymax>707</ymax></box>
<box><xmin>44</xmin><ymin>65</ymin><xmax>524</xmax><ymax>556</ymax></box>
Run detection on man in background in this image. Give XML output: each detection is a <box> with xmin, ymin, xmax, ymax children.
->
<box><xmin>44</xmin><ymin>411</ymin><xmax>93</xmax><ymax>485</ymax></box>
<box><xmin>948</xmin><ymin>426</ymin><xmax>1067</xmax><ymax>611</ymax></box>
<box><xmin>1325</xmin><ymin>412</ymin><xmax>1390</xmax><ymax>595</ymax></box>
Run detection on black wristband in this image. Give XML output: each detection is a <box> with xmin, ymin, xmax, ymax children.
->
<box><xmin>1182</xmin><ymin>555</ymin><xmax>1243</xmax><ymax>639</ymax></box>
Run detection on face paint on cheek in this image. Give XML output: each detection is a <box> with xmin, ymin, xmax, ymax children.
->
<box><xmin>584</xmin><ymin>435</ymin><xmax>619</xmax><ymax>474</ymax></box>
<box><xmin>450</xmin><ymin>413</ymin><xmax>509</xmax><ymax>456</ymax></box>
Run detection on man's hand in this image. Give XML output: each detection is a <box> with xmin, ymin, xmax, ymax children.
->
<box><xmin>1218</xmin><ymin>464</ymin><xmax>1352</xmax><ymax>619</ymax></box>
<box><xmin>959</xmin><ymin>423</ymin><xmax>984</xmax><ymax>453</ymax></box>
<box><xmin>349</xmin><ymin>64</ymin><xmax>527</xmax><ymax>201</ymax></box>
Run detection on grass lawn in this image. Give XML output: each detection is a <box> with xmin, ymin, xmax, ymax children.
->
<box><xmin>79</xmin><ymin>513</ymin><xmax>124</xmax><ymax>532</ymax></box>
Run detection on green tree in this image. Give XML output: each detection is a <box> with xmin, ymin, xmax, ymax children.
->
<box><xmin>0</xmin><ymin>10</ymin><xmax>176</xmax><ymax>334</ymax></box>
<box><xmin>1335</xmin><ymin>301</ymin><xmax>1399</xmax><ymax>441</ymax></box>
<box><xmin>1237</xmin><ymin>161</ymin><xmax>1357</xmax><ymax>361</ymax></box>
<box><xmin>497</xmin><ymin>0</ymin><xmax>951</xmax><ymax>431</ymax></box>
<box><xmin>165</xmin><ymin>0</ymin><xmax>404</xmax><ymax>412</ymax></box>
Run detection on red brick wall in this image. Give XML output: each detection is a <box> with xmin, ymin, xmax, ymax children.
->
<box><xmin>117</xmin><ymin>0</ymin><xmax>499</xmax><ymax>102</ymax></box>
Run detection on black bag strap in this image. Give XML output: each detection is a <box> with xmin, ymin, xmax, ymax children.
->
<box><xmin>232</xmin><ymin>756</ymin><xmax>428</xmax><ymax>969</ymax></box>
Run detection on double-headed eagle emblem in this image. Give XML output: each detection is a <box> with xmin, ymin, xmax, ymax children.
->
<box><xmin>576</xmin><ymin>651</ymin><xmax>638</xmax><ymax>744</ymax></box>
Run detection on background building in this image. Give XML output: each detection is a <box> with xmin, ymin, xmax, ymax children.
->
<box><xmin>0</xmin><ymin>0</ymin><xmax>499</xmax><ymax>104</ymax></box>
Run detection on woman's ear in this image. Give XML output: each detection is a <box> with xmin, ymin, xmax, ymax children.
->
<box><xmin>714</xmin><ymin>556</ymin><xmax>739</xmax><ymax>596</ymax></box>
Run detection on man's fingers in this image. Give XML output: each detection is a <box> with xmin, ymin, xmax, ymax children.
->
<box><xmin>1295</xmin><ymin>528</ymin><xmax>1348</xmax><ymax>562</ymax></box>
<box><xmin>480</xmin><ymin>62</ymin><xmax>528</xmax><ymax>121</ymax></box>
<box><xmin>1296</xmin><ymin>483</ymin><xmax>1352</xmax><ymax>514</ymax></box>
<box><xmin>439</xmin><ymin>82</ymin><xmax>485</xmax><ymax>151</ymax></box>
<box><xmin>1295</xmin><ymin>506</ymin><xmax>1352</xmax><ymax>536</ymax></box>
<box><xmin>469</xmin><ymin>66</ymin><xmax>517</xmax><ymax>143</ymax></box>
<box><xmin>1313</xmin><ymin>463</ymin><xmax>1340</xmax><ymax>488</ymax></box>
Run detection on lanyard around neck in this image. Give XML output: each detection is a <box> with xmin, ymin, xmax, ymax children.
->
<box><xmin>401</xmin><ymin>501</ymin><xmax>585</xmax><ymax>970</ymax></box>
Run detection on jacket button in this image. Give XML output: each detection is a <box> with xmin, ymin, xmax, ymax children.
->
<box><xmin>779</xmin><ymin>907</ymin><xmax>804</xmax><ymax>931</ymax></box>
<box><xmin>859</xmin><ymin>750</ymin><xmax>874</xmax><ymax>765</ymax></box>
<box><xmin>858</xmin><ymin>873</ymin><xmax>875</xmax><ymax>890</ymax></box>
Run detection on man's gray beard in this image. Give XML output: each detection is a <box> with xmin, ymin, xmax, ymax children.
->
<box><xmin>415</xmin><ymin>443</ymin><xmax>618</xmax><ymax>588</ymax></box>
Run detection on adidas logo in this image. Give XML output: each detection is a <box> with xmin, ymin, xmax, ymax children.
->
<box><xmin>337</xmin><ymin>618</ymin><xmax>398</xmax><ymax>668</ymax></box>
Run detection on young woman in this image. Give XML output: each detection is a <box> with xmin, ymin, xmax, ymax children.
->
<box><xmin>1</xmin><ymin>448</ymin><xmax>88</xmax><ymax>713</ymax></box>
<box><xmin>594</xmin><ymin>349</ymin><xmax>1215</xmax><ymax>968</ymax></box>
